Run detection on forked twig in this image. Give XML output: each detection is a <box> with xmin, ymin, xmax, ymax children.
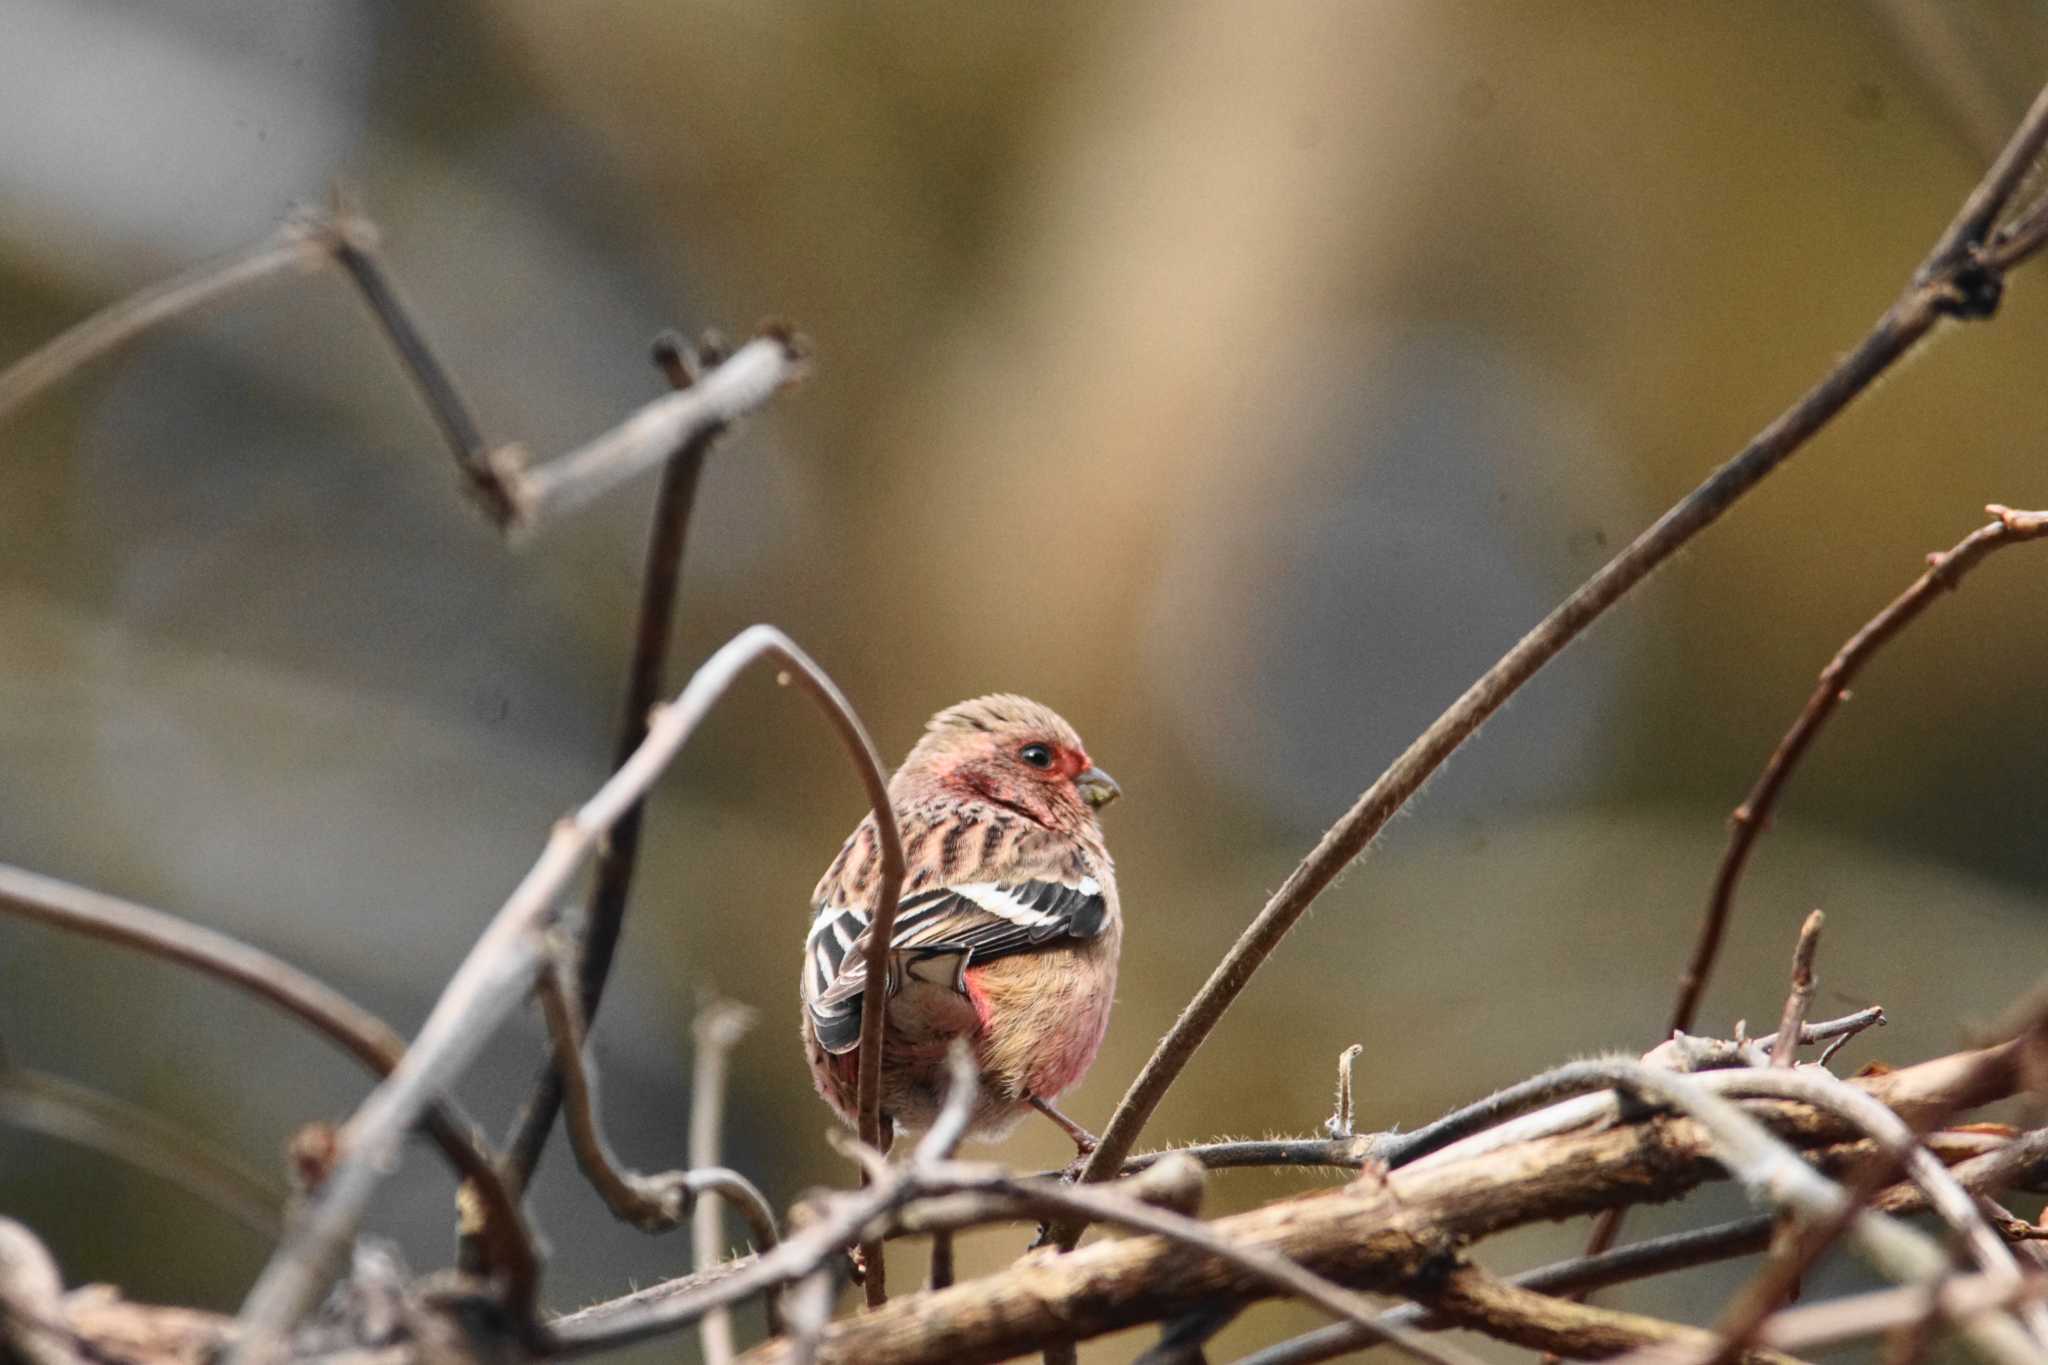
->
<box><xmin>225</xmin><ymin>625</ymin><xmax>895</xmax><ymax>1365</ymax></box>
<box><xmin>1053</xmin><ymin>83</ymin><xmax>2048</xmax><ymax>1249</ymax></box>
<box><xmin>0</xmin><ymin>204</ymin><xmax>805</xmax><ymax>533</ymax></box>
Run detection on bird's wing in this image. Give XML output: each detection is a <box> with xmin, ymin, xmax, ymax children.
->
<box><xmin>803</xmin><ymin>876</ymin><xmax>1111</xmax><ymax>1055</ymax></box>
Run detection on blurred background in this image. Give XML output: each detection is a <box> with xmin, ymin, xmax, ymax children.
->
<box><xmin>5</xmin><ymin>4</ymin><xmax>2048</xmax><ymax>1361</ymax></box>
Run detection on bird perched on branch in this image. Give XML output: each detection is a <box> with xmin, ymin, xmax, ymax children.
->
<box><xmin>801</xmin><ymin>694</ymin><xmax>1122</xmax><ymax>1152</ymax></box>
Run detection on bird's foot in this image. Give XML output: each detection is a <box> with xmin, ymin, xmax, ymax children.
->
<box><xmin>1029</xmin><ymin>1095</ymin><xmax>1099</xmax><ymax>1162</ymax></box>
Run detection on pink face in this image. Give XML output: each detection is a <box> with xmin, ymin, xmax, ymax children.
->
<box><xmin>948</xmin><ymin>729</ymin><xmax>1121</xmax><ymax>830</ymax></box>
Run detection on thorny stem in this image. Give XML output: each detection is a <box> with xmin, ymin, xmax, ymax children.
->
<box><xmin>1053</xmin><ymin>81</ymin><xmax>2048</xmax><ymax>1252</ymax></box>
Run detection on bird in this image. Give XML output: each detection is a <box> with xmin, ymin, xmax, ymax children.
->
<box><xmin>800</xmin><ymin>693</ymin><xmax>1122</xmax><ymax>1153</ymax></box>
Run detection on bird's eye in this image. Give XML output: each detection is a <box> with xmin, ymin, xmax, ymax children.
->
<box><xmin>1019</xmin><ymin>743</ymin><xmax>1055</xmax><ymax>770</ymax></box>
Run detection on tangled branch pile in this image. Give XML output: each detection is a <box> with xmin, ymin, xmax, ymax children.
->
<box><xmin>8</xmin><ymin>71</ymin><xmax>2048</xmax><ymax>1365</ymax></box>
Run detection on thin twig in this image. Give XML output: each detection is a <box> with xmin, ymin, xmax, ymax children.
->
<box><xmin>781</xmin><ymin>1270</ymin><xmax>836</xmax><ymax>1365</ymax></box>
<box><xmin>1325</xmin><ymin>1044</ymin><xmax>1363</xmax><ymax>1138</ymax></box>
<box><xmin>1770</xmin><ymin>912</ymin><xmax>1825</xmax><ymax>1068</ymax></box>
<box><xmin>1675</xmin><ymin>505</ymin><xmax>2048</xmax><ymax>1041</ymax></box>
<box><xmin>533</xmin><ymin>960</ymin><xmax>777</xmax><ymax>1250</ymax></box>
<box><xmin>0</xmin><ymin>204</ymin><xmax>804</xmax><ymax>533</ymax></box>
<box><xmin>852</xmin><ymin>735</ymin><xmax>908</xmax><ymax>1312</ymax></box>
<box><xmin>318</xmin><ymin>205</ymin><xmax>509</xmax><ymax>520</ymax></box>
<box><xmin>1053</xmin><ymin>80</ymin><xmax>2048</xmax><ymax>1248</ymax></box>
<box><xmin>0</xmin><ymin>216</ymin><xmax>333</xmax><ymax>422</ymax></box>
<box><xmin>0</xmin><ymin>1055</ymin><xmax>282</xmax><ymax>1238</ymax></box>
<box><xmin>492</xmin><ymin>333</ymin><xmax>806</xmax><ymax>532</ymax></box>
<box><xmin>1759</xmin><ymin>1271</ymin><xmax>2048</xmax><ymax>1357</ymax></box>
<box><xmin>498</xmin><ymin>331</ymin><xmax>724</xmax><ymax>1200</ymax></box>
<box><xmin>225</xmin><ymin>626</ymin><xmax>895</xmax><ymax>1365</ymax></box>
<box><xmin>0</xmin><ymin>861</ymin><xmax>535</xmax><ymax>1307</ymax></box>
<box><xmin>916</xmin><ymin>1044</ymin><xmax>976</xmax><ymax>1295</ymax></box>
<box><xmin>1601</xmin><ymin>506</ymin><xmax>2048</xmax><ymax>1282</ymax></box>
<box><xmin>689</xmin><ymin>998</ymin><xmax>759</xmax><ymax>1365</ymax></box>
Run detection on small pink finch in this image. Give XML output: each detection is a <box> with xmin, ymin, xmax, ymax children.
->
<box><xmin>801</xmin><ymin>695</ymin><xmax>1122</xmax><ymax>1150</ymax></box>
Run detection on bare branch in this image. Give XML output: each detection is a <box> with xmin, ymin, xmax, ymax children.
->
<box><xmin>1676</xmin><ymin>505</ymin><xmax>2048</xmax><ymax>1040</ymax></box>
<box><xmin>493</xmin><ymin>332</ymin><xmax>806</xmax><ymax>532</ymax></box>
<box><xmin>1056</xmin><ymin>82</ymin><xmax>2048</xmax><ymax>1246</ymax></box>
<box><xmin>499</xmin><ymin>332</ymin><xmax>729</xmax><ymax>1203</ymax></box>
<box><xmin>0</xmin><ymin>217</ymin><xmax>332</xmax><ymax>423</ymax></box>
<box><xmin>690</xmin><ymin>998</ymin><xmax>761</xmax><ymax>1365</ymax></box>
<box><xmin>676</xmin><ymin>1042</ymin><xmax>2033</xmax><ymax>1365</ymax></box>
<box><xmin>316</xmin><ymin>205</ymin><xmax>507</xmax><ymax>519</ymax></box>
<box><xmin>1770</xmin><ymin>912</ymin><xmax>1825</xmax><ymax>1068</ymax></box>
<box><xmin>1418</xmin><ymin>1265</ymin><xmax>1804</xmax><ymax>1365</ymax></box>
<box><xmin>1758</xmin><ymin>1271</ymin><xmax>2048</xmax><ymax>1357</ymax></box>
<box><xmin>0</xmin><ymin>204</ymin><xmax>804</xmax><ymax>533</ymax></box>
<box><xmin>0</xmin><ymin>862</ymin><xmax>535</xmax><ymax>1307</ymax></box>
<box><xmin>1695</xmin><ymin>994</ymin><xmax>2048</xmax><ymax>1365</ymax></box>
<box><xmin>1687</xmin><ymin>1066</ymin><xmax>2048</xmax><ymax>1363</ymax></box>
<box><xmin>226</xmin><ymin>626</ymin><xmax>893</xmax><ymax>1365</ymax></box>
<box><xmin>533</xmin><ymin>961</ymin><xmax>777</xmax><ymax>1251</ymax></box>
<box><xmin>1324</xmin><ymin>1044</ymin><xmax>1363</xmax><ymax>1139</ymax></box>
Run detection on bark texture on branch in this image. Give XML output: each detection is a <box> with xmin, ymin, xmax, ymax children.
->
<box><xmin>736</xmin><ymin>1045</ymin><xmax>2015</xmax><ymax>1364</ymax></box>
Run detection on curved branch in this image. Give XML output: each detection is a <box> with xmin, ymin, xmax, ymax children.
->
<box><xmin>226</xmin><ymin>625</ymin><xmax>894</xmax><ymax>1365</ymax></box>
<box><xmin>533</xmin><ymin>964</ymin><xmax>779</xmax><ymax>1254</ymax></box>
<box><xmin>1675</xmin><ymin>505</ymin><xmax>2048</xmax><ymax>1037</ymax></box>
<box><xmin>1056</xmin><ymin>82</ymin><xmax>2048</xmax><ymax>1247</ymax></box>
<box><xmin>0</xmin><ymin>862</ymin><xmax>535</xmax><ymax>1306</ymax></box>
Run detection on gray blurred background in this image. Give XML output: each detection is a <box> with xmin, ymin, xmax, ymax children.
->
<box><xmin>4</xmin><ymin>4</ymin><xmax>2048</xmax><ymax>1361</ymax></box>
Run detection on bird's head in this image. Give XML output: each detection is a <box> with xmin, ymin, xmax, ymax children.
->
<box><xmin>899</xmin><ymin>693</ymin><xmax>1121</xmax><ymax>833</ymax></box>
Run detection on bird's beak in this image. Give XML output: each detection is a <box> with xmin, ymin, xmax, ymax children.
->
<box><xmin>1076</xmin><ymin>766</ymin><xmax>1122</xmax><ymax>810</ymax></box>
